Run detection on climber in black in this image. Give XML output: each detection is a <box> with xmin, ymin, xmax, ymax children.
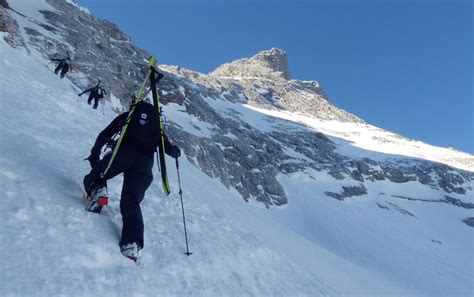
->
<box><xmin>83</xmin><ymin>100</ymin><xmax>181</xmax><ymax>260</ymax></box>
<box><xmin>51</xmin><ymin>53</ymin><xmax>72</xmax><ymax>78</ymax></box>
<box><xmin>78</xmin><ymin>80</ymin><xmax>107</xmax><ymax>109</ymax></box>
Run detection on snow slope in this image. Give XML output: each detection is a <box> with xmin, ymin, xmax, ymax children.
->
<box><xmin>2</xmin><ymin>38</ymin><xmax>473</xmax><ymax>297</ymax></box>
<box><xmin>0</xmin><ymin>36</ymin><xmax>398</xmax><ymax>296</ymax></box>
<box><xmin>0</xmin><ymin>39</ymin><xmax>327</xmax><ymax>296</ymax></box>
<box><xmin>1</xmin><ymin>1</ymin><xmax>473</xmax><ymax>295</ymax></box>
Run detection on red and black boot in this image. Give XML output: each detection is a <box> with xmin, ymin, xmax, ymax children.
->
<box><xmin>85</xmin><ymin>187</ymin><xmax>108</xmax><ymax>213</ymax></box>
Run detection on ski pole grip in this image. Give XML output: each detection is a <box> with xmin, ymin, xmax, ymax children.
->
<box><xmin>175</xmin><ymin>158</ymin><xmax>179</xmax><ymax>170</ymax></box>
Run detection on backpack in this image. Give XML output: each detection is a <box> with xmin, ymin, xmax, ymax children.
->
<box><xmin>122</xmin><ymin>101</ymin><xmax>161</xmax><ymax>154</ymax></box>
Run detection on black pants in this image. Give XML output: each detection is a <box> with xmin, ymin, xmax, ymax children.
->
<box><xmin>54</xmin><ymin>62</ymin><xmax>69</xmax><ymax>78</ymax></box>
<box><xmin>54</xmin><ymin>61</ymin><xmax>63</xmax><ymax>74</ymax></box>
<box><xmin>87</xmin><ymin>94</ymin><xmax>103</xmax><ymax>109</ymax></box>
<box><xmin>84</xmin><ymin>147</ymin><xmax>154</xmax><ymax>249</ymax></box>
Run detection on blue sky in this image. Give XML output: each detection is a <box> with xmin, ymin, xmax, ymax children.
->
<box><xmin>78</xmin><ymin>0</ymin><xmax>473</xmax><ymax>154</ymax></box>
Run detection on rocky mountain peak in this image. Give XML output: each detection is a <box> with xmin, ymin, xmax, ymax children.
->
<box><xmin>210</xmin><ymin>47</ymin><xmax>291</xmax><ymax>81</ymax></box>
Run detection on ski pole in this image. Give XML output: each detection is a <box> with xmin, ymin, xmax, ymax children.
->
<box><xmin>175</xmin><ymin>157</ymin><xmax>192</xmax><ymax>256</ymax></box>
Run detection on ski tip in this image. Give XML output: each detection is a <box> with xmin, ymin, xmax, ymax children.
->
<box><xmin>148</xmin><ymin>56</ymin><xmax>157</xmax><ymax>66</ymax></box>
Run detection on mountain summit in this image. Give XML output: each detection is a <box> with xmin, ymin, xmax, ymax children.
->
<box><xmin>210</xmin><ymin>48</ymin><xmax>291</xmax><ymax>80</ymax></box>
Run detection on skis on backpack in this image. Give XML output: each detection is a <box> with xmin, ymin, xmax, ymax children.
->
<box><xmin>102</xmin><ymin>56</ymin><xmax>171</xmax><ymax>196</ymax></box>
<box><xmin>149</xmin><ymin>66</ymin><xmax>171</xmax><ymax>196</ymax></box>
<box><xmin>102</xmin><ymin>57</ymin><xmax>156</xmax><ymax>177</ymax></box>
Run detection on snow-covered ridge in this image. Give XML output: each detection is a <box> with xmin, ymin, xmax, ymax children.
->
<box><xmin>245</xmin><ymin>105</ymin><xmax>474</xmax><ymax>172</ymax></box>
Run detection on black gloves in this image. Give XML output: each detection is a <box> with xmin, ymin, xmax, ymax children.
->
<box><xmin>168</xmin><ymin>145</ymin><xmax>181</xmax><ymax>159</ymax></box>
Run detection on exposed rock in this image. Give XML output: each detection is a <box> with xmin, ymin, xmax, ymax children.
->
<box><xmin>0</xmin><ymin>5</ymin><xmax>28</xmax><ymax>51</ymax></box>
<box><xmin>1</xmin><ymin>0</ymin><xmax>10</xmax><ymax>9</ymax></box>
<box><xmin>462</xmin><ymin>217</ymin><xmax>474</xmax><ymax>227</ymax></box>
<box><xmin>325</xmin><ymin>184</ymin><xmax>368</xmax><ymax>201</ymax></box>
<box><xmin>391</xmin><ymin>194</ymin><xmax>474</xmax><ymax>210</ymax></box>
<box><xmin>386</xmin><ymin>202</ymin><xmax>416</xmax><ymax>217</ymax></box>
<box><xmin>376</xmin><ymin>202</ymin><xmax>390</xmax><ymax>210</ymax></box>
<box><xmin>33</xmin><ymin>0</ymin><xmax>151</xmax><ymax>109</ymax></box>
<box><xmin>383</xmin><ymin>166</ymin><xmax>417</xmax><ymax>183</ymax></box>
<box><xmin>442</xmin><ymin>196</ymin><xmax>474</xmax><ymax>209</ymax></box>
<box><xmin>210</xmin><ymin>48</ymin><xmax>291</xmax><ymax>80</ymax></box>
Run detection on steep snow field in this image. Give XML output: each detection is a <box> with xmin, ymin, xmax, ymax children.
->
<box><xmin>0</xmin><ymin>40</ymin><xmax>335</xmax><ymax>297</ymax></box>
<box><xmin>0</xmin><ymin>40</ymin><xmax>398</xmax><ymax>296</ymax></box>
<box><xmin>1</xmin><ymin>1</ymin><xmax>473</xmax><ymax>295</ymax></box>
<box><xmin>2</xmin><ymin>39</ymin><xmax>473</xmax><ymax>297</ymax></box>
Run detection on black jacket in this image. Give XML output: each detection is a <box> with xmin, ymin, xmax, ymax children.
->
<box><xmin>91</xmin><ymin>102</ymin><xmax>177</xmax><ymax>159</ymax></box>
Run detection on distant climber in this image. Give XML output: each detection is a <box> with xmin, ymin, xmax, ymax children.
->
<box><xmin>83</xmin><ymin>100</ymin><xmax>181</xmax><ymax>261</ymax></box>
<box><xmin>51</xmin><ymin>53</ymin><xmax>71</xmax><ymax>78</ymax></box>
<box><xmin>78</xmin><ymin>80</ymin><xmax>107</xmax><ymax>109</ymax></box>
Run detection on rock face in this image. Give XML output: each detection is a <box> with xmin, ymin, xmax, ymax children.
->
<box><xmin>3</xmin><ymin>0</ymin><xmax>473</xmax><ymax>209</ymax></box>
<box><xmin>0</xmin><ymin>1</ymin><xmax>27</xmax><ymax>50</ymax></box>
<box><xmin>325</xmin><ymin>184</ymin><xmax>368</xmax><ymax>201</ymax></box>
<box><xmin>0</xmin><ymin>0</ymin><xmax>10</xmax><ymax>9</ymax></box>
<box><xmin>210</xmin><ymin>48</ymin><xmax>291</xmax><ymax>80</ymax></box>
<box><xmin>2</xmin><ymin>0</ymin><xmax>151</xmax><ymax>110</ymax></box>
<box><xmin>462</xmin><ymin>217</ymin><xmax>474</xmax><ymax>227</ymax></box>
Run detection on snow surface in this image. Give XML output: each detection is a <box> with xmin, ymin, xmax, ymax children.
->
<box><xmin>243</xmin><ymin>105</ymin><xmax>474</xmax><ymax>172</ymax></box>
<box><xmin>0</xmin><ymin>40</ymin><xmax>332</xmax><ymax>296</ymax></box>
<box><xmin>2</xmin><ymin>40</ymin><xmax>473</xmax><ymax>297</ymax></box>
<box><xmin>164</xmin><ymin>102</ymin><xmax>216</xmax><ymax>139</ymax></box>
<box><xmin>65</xmin><ymin>0</ymin><xmax>91</xmax><ymax>14</ymax></box>
<box><xmin>110</xmin><ymin>92</ymin><xmax>125</xmax><ymax>112</ymax></box>
<box><xmin>9</xmin><ymin>0</ymin><xmax>53</xmax><ymax>21</ymax></box>
<box><xmin>7</xmin><ymin>0</ymin><xmax>60</xmax><ymax>43</ymax></box>
<box><xmin>1</xmin><ymin>4</ymin><xmax>473</xmax><ymax>295</ymax></box>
